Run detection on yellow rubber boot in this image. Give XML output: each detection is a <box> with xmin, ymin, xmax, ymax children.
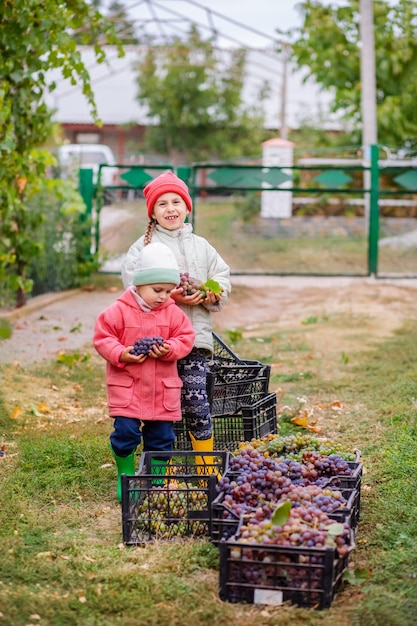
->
<box><xmin>189</xmin><ymin>433</ymin><xmax>220</xmax><ymax>479</ymax></box>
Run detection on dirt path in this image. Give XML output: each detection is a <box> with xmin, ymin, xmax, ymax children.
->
<box><xmin>2</xmin><ymin>276</ymin><xmax>417</xmax><ymax>365</ymax></box>
<box><xmin>1</xmin><ymin>274</ymin><xmax>417</xmax><ymax>441</ymax></box>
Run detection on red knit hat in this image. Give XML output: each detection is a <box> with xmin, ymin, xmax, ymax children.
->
<box><xmin>144</xmin><ymin>171</ymin><xmax>193</xmax><ymax>217</ymax></box>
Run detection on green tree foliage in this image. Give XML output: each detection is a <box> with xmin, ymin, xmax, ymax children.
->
<box><xmin>72</xmin><ymin>0</ymin><xmax>139</xmax><ymax>44</ymax></box>
<box><xmin>289</xmin><ymin>0</ymin><xmax>417</xmax><ymax>147</ymax></box>
<box><xmin>135</xmin><ymin>26</ymin><xmax>270</xmax><ymax>163</ymax></box>
<box><xmin>0</xmin><ymin>0</ymin><xmax>123</xmax><ymax>307</ymax></box>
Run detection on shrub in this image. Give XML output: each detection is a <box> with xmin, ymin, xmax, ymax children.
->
<box><xmin>27</xmin><ymin>178</ymin><xmax>99</xmax><ymax>296</ymax></box>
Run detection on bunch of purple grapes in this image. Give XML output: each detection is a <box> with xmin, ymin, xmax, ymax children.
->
<box><xmin>217</xmin><ymin>447</ymin><xmax>353</xmax><ymax>524</ymax></box>
<box><xmin>223</xmin><ymin>448</ymin><xmax>282</xmax><ymax>476</ymax></box>
<box><xmin>178</xmin><ymin>272</ymin><xmax>205</xmax><ymax>296</ymax></box>
<box><xmin>301</xmin><ymin>451</ymin><xmax>353</xmax><ymax>477</ymax></box>
<box><xmin>129</xmin><ymin>335</ymin><xmax>164</xmax><ymax>356</ymax></box>
<box><xmin>280</xmin><ymin>483</ymin><xmax>347</xmax><ymax>514</ymax></box>
<box><xmin>237</xmin><ymin>505</ymin><xmax>352</xmax><ymax>555</ymax></box>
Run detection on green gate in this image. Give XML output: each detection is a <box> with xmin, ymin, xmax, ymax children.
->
<box><xmin>80</xmin><ymin>144</ymin><xmax>417</xmax><ymax>278</ymax></box>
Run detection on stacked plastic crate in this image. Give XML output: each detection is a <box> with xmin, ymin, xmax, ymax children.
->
<box><xmin>214</xmin><ymin>445</ymin><xmax>363</xmax><ymax>610</ymax></box>
<box><xmin>174</xmin><ymin>333</ymin><xmax>277</xmax><ymax>451</ymax></box>
<box><xmin>121</xmin><ymin>333</ymin><xmax>276</xmax><ymax>546</ymax></box>
<box><xmin>121</xmin><ymin>450</ymin><xmax>229</xmax><ymax>545</ymax></box>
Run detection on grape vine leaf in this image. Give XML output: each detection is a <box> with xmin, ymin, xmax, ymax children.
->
<box><xmin>271</xmin><ymin>500</ymin><xmax>292</xmax><ymax>526</ymax></box>
<box><xmin>326</xmin><ymin>522</ymin><xmax>345</xmax><ymax>536</ymax></box>
<box><xmin>203</xmin><ymin>279</ymin><xmax>222</xmax><ymax>295</ymax></box>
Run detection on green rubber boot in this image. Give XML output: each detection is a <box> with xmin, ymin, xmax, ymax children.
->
<box><xmin>110</xmin><ymin>445</ymin><xmax>136</xmax><ymax>503</ymax></box>
<box><xmin>150</xmin><ymin>458</ymin><xmax>168</xmax><ymax>486</ymax></box>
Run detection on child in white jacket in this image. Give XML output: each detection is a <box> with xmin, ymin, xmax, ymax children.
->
<box><xmin>121</xmin><ymin>171</ymin><xmax>231</xmax><ymax>466</ymax></box>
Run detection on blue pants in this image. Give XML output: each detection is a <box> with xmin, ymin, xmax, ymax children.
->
<box><xmin>110</xmin><ymin>417</ymin><xmax>175</xmax><ymax>460</ymax></box>
<box><xmin>177</xmin><ymin>348</ymin><xmax>212</xmax><ymax>440</ymax></box>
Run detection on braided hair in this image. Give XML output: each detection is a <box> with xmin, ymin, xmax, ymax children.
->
<box><xmin>144</xmin><ymin>219</ymin><xmax>157</xmax><ymax>245</ymax></box>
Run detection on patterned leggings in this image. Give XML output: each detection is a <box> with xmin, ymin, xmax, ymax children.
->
<box><xmin>177</xmin><ymin>347</ymin><xmax>212</xmax><ymax>440</ymax></box>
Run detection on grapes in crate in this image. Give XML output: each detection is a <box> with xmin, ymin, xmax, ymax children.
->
<box><xmin>130</xmin><ymin>336</ymin><xmax>164</xmax><ymax>356</ymax></box>
<box><xmin>238</xmin><ymin>432</ymin><xmax>359</xmax><ymax>462</ymax></box>
<box><xmin>178</xmin><ymin>272</ymin><xmax>222</xmax><ymax>297</ymax></box>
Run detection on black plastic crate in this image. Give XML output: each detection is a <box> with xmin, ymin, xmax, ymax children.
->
<box><xmin>174</xmin><ymin>392</ymin><xmax>278</xmax><ymax>452</ymax></box>
<box><xmin>211</xmin><ymin>486</ymin><xmax>359</xmax><ymax>546</ymax></box>
<box><xmin>327</xmin><ymin>463</ymin><xmax>363</xmax><ymax>528</ymax></box>
<box><xmin>327</xmin><ymin>461</ymin><xmax>363</xmax><ymax>492</ymax></box>
<box><xmin>208</xmin><ymin>365</ymin><xmax>271</xmax><ymax>417</ymax></box>
<box><xmin>138</xmin><ymin>450</ymin><xmax>229</xmax><ymax>476</ymax></box>
<box><xmin>207</xmin><ymin>333</ymin><xmax>271</xmax><ymax>416</ymax></box>
<box><xmin>219</xmin><ymin>533</ymin><xmax>355</xmax><ymax>610</ymax></box>
<box><xmin>211</xmin><ymin>333</ymin><xmax>242</xmax><ymax>364</ymax></box>
<box><xmin>121</xmin><ymin>451</ymin><xmax>229</xmax><ymax>545</ymax></box>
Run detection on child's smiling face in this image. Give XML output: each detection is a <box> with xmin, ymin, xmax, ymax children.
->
<box><xmin>151</xmin><ymin>193</ymin><xmax>190</xmax><ymax>230</ymax></box>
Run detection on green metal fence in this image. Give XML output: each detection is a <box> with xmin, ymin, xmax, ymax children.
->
<box><xmin>80</xmin><ymin>144</ymin><xmax>417</xmax><ymax>278</ymax></box>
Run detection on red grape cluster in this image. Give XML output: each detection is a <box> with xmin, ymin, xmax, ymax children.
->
<box><xmin>301</xmin><ymin>451</ymin><xmax>353</xmax><ymax>476</ymax></box>
<box><xmin>280</xmin><ymin>484</ymin><xmax>347</xmax><ymax>515</ymax></box>
<box><xmin>235</xmin><ymin>504</ymin><xmax>351</xmax><ymax>555</ymax></box>
<box><xmin>129</xmin><ymin>335</ymin><xmax>164</xmax><ymax>356</ymax></box>
<box><xmin>177</xmin><ymin>272</ymin><xmax>206</xmax><ymax>296</ymax></box>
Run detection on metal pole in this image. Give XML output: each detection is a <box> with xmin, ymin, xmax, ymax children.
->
<box><xmin>360</xmin><ymin>0</ymin><xmax>378</xmax><ymax>229</ymax></box>
<box><xmin>78</xmin><ymin>168</ymin><xmax>95</xmax><ymax>258</ymax></box>
<box><xmin>280</xmin><ymin>44</ymin><xmax>290</xmax><ymax>140</ymax></box>
<box><xmin>368</xmin><ymin>144</ymin><xmax>379</xmax><ymax>276</ymax></box>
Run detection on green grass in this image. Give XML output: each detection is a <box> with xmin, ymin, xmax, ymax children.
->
<box><xmin>1</xmin><ymin>318</ymin><xmax>417</xmax><ymax>624</ymax></box>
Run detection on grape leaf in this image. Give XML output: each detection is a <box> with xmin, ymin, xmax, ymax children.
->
<box><xmin>326</xmin><ymin>522</ymin><xmax>345</xmax><ymax>536</ymax></box>
<box><xmin>271</xmin><ymin>500</ymin><xmax>291</xmax><ymax>526</ymax></box>
<box><xmin>202</xmin><ymin>279</ymin><xmax>222</xmax><ymax>295</ymax></box>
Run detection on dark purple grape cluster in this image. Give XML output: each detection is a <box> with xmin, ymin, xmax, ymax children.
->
<box><xmin>301</xmin><ymin>451</ymin><xmax>353</xmax><ymax>477</ymax></box>
<box><xmin>129</xmin><ymin>336</ymin><xmax>164</xmax><ymax>356</ymax></box>
<box><xmin>216</xmin><ymin>448</ymin><xmax>354</xmax><ymax>532</ymax></box>
<box><xmin>178</xmin><ymin>272</ymin><xmax>205</xmax><ymax>296</ymax></box>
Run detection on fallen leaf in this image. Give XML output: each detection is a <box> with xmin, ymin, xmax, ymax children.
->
<box><xmin>291</xmin><ymin>414</ymin><xmax>309</xmax><ymax>428</ymax></box>
<box><xmin>11</xmin><ymin>406</ymin><xmax>23</xmax><ymax>419</ymax></box>
<box><xmin>307</xmin><ymin>424</ymin><xmax>321</xmax><ymax>433</ymax></box>
<box><xmin>36</xmin><ymin>551</ymin><xmax>54</xmax><ymax>558</ymax></box>
<box><xmin>37</xmin><ymin>402</ymin><xmax>51</xmax><ymax>414</ymax></box>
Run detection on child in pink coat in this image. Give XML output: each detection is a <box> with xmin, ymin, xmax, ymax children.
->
<box><xmin>94</xmin><ymin>242</ymin><xmax>195</xmax><ymax>501</ymax></box>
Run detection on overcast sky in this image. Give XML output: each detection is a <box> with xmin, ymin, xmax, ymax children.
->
<box><xmin>121</xmin><ymin>0</ymin><xmax>351</xmax><ymax>48</ymax></box>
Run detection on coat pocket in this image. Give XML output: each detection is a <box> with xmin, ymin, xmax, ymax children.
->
<box><xmin>107</xmin><ymin>375</ymin><xmax>134</xmax><ymax>408</ymax></box>
<box><xmin>162</xmin><ymin>377</ymin><xmax>183</xmax><ymax>412</ymax></box>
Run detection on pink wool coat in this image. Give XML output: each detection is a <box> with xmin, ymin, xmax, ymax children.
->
<box><xmin>93</xmin><ymin>289</ymin><xmax>195</xmax><ymax>421</ymax></box>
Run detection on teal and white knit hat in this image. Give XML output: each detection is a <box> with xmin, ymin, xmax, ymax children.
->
<box><xmin>132</xmin><ymin>242</ymin><xmax>180</xmax><ymax>286</ymax></box>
